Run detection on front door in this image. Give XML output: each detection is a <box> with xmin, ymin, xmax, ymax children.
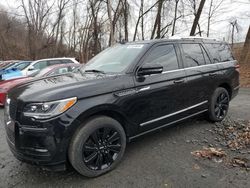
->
<box><xmin>131</xmin><ymin>43</ymin><xmax>189</xmax><ymax>133</ymax></box>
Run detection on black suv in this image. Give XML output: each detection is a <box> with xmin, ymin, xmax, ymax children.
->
<box><xmin>4</xmin><ymin>38</ymin><xmax>239</xmax><ymax>177</ymax></box>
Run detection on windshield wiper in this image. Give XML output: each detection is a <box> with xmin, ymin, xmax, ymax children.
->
<box><xmin>84</xmin><ymin>69</ymin><xmax>106</xmax><ymax>74</ymax></box>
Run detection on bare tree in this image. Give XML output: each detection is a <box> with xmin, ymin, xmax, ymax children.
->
<box><xmin>229</xmin><ymin>19</ymin><xmax>239</xmax><ymax>46</ymax></box>
<box><xmin>21</xmin><ymin>0</ymin><xmax>54</xmax><ymax>59</ymax></box>
<box><xmin>190</xmin><ymin>0</ymin><xmax>206</xmax><ymax>36</ymax></box>
<box><xmin>133</xmin><ymin>1</ymin><xmax>159</xmax><ymax>41</ymax></box>
<box><xmin>172</xmin><ymin>0</ymin><xmax>179</xmax><ymax>36</ymax></box>
<box><xmin>107</xmin><ymin>0</ymin><xmax>122</xmax><ymax>46</ymax></box>
<box><xmin>121</xmin><ymin>0</ymin><xmax>129</xmax><ymax>41</ymax></box>
<box><xmin>151</xmin><ymin>0</ymin><xmax>164</xmax><ymax>39</ymax></box>
<box><xmin>207</xmin><ymin>0</ymin><xmax>224</xmax><ymax>37</ymax></box>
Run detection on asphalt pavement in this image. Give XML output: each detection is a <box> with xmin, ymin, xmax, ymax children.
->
<box><xmin>0</xmin><ymin>88</ymin><xmax>249</xmax><ymax>188</ymax></box>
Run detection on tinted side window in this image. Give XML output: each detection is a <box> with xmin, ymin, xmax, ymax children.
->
<box><xmin>205</xmin><ymin>43</ymin><xmax>234</xmax><ymax>63</ymax></box>
<box><xmin>48</xmin><ymin>60</ymin><xmax>64</xmax><ymax>65</ymax></box>
<box><xmin>143</xmin><ymin>44</ymin><xmax>179</xmax><ymax>71</ymax></box>
<box><xmin>182</xmin><ymin>43</ymin><xmax>206</xmax><ymax>67</ymax></box>
<box><xmin>33</xmin><ymin>61</ymin><xmax>48</xmax><ymax>70</ymax></box>
<box><xmin>62</xmin><ymin>60</ymin><xmax>73</xmax><ymax>64</ymax></box>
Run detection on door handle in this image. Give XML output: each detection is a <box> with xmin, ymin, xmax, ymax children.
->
<box><xmin>174</xmin><ymin>79</ymin><xmax>184</xmax><ymax>84</ymax></box>
<box><xmin>209</xmin><ymin>73</ymin><xmax>216</xmax><ymax>76</ymax></box>
<box><xmin>138</xmin><ymin>86</ymin><xmax>150</xmax><ymax>92</ymax></box>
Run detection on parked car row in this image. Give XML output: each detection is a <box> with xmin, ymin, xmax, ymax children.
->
<box><xmin>0</xmin><ymin>58</ymin><xmax>80</xmax><ymax>106</ymax></box>
<box><xmin>0</xmin><ymin>57</ymin><xmax>79</xmax><ymax>81</ymax></box>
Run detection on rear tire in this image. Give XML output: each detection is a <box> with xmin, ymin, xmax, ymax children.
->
<box><xmin>68</xmin><ymin>116</ymin><xmax>126</xmax><ymax>177</ymax></box>
<box><xmin>207</xmin><ymin>87</ymin><xmax>230</xmax><ymax>122</ymax></box>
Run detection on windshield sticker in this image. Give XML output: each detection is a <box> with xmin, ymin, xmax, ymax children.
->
<box><xmin>127</xmin><ymin>45</ymin><xmax>144</xmax><ymax>49</ymax></box>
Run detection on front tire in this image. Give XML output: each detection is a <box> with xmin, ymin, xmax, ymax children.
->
<box><xmin>68</xmin><ymin>116</ymin><xmax>126</xmax><ymax>177</ymax></box>
<box><xmin>208</xmin><ymin>87</ymin><xmax>230</xmax><ymax>122</ymax></box>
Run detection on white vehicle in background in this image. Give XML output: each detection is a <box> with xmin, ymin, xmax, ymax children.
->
<box><xmin>21</xmin><ymin>57</ymin><xmax>80</xmax><ymax>76</ymax></box>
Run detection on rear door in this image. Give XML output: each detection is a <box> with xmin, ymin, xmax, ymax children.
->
<box><xmin>131</xmin><ymin>43</ymin><xmax>189</xmax><ymax>132</ymax></box>
<box><xmin>180</xmin><ymin>42</ymin><xmax>218</xmax><ymax>111</ymax></box>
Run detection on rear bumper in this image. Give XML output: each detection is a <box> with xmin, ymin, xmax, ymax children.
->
<box><xmin>231</xmin><ymin>85</ymin><xmax>240</xmax><ymax>100</ymax></box>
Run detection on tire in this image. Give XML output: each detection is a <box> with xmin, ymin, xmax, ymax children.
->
<box><xmin>207</xmin><ymin>87</ymin><xmax>230</xmax><ymax>122</ymax></box>
<box><xmin>68</xmin><ymin>116</ymin><xmax>126</xmax><ymax>177</ymax></box>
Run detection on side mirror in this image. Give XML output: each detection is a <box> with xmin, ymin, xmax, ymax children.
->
<box><xmin>28</xmin><ymin>66</ymin><xmax>35</xmax><ymax>71</ymax></box>
<box><xmin>137</xmin><ymin>64</ymin><xmax>163</xmax><ymax>76</ymax></box>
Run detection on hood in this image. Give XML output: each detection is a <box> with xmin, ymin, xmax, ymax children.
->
<box><xmin>8</xmin><ymin>72</ymin><xmax>134</xmax><ymax>102</ymax></box>
<box><xmin>0</xmin><ymin>77</ymin><xmax>31</xmax><ymax>91</ymax></box>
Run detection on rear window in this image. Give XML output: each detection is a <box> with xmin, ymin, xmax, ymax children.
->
<box><xmin>182</xmin><ymin>43</ymin><xmax>209</xmax><ymax>67</ymax></box>
<box><xmin>204</xmin><ymin>43</ymin><xmax>234</xmax><ymax>63</ymax></box>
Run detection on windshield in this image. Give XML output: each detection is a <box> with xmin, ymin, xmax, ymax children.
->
<box><xmin>81</xmin><ymin>44</ymin><xmax>146</xmax><ymax>73</ymax></box>
<box><xmin>5</xmin><ymin>61</ymin><xmax>31</xmax><ymax>70</ymax></box>
<box><xmin>14</xmin><ymin>61</ymin><xmax>32</xmax><ymax>70</ymax></box>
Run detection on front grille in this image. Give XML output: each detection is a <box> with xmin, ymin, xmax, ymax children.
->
<box><xmin>9</xmin><ymin>99</ymin><xmax>17</xmax><ymax>120</ymax></box>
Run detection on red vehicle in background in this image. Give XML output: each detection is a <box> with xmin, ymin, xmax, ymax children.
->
<box><xmin>0</xmin><ymin>63</ymin><xmax>80</xmax><ymax>106</ymax></box>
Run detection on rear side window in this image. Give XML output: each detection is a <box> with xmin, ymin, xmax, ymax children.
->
<box><xmin>62</xmin><ymin>60</ymin><xmax>73</xmax><ymax>64</ymax></box>
<box><xmin>182</xmin><ymin>43</ymin><xmax>207</xmax><ymax>67</ymax></box>
<box><xmin>48</xmin><ymin>60</ymin><xmax>65</xmax><ymax>65</ymax></box>
<box><xmin>33</xmin><ymin>61</ymin><xmax>48</xmax><ymax>70</ymax></box>
<box><xmin>143</xmin><ymin>44</ymin><xmax>179</xmax><ymax>71</ymax></box>
<box><xmin>204</xmin><ymin>43</ymin><xmax>234</xmax><ymax>63</ymax></box>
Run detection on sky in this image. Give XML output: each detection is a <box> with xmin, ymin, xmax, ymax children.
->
<box><xmin>0</xmin><ymin>0</ymin><xmax>250</xmax><ymax>42</ymax></box>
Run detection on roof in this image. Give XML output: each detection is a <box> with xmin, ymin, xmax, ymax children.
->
<box><xmin>32</xmin><ymin>57</ymin><xmax>78</xmax><ymax>63</ymax></box>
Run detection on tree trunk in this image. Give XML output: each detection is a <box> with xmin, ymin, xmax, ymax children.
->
<box><xmin>151</xmin><ymin>0</ymin><xmax>163</xmax><ymax>39</ymax></box>
<box><xmin>207</xmin><ymin>0</ymin><xmax>213</xmax><ymax>37</ymax></box>
<box><xmin>123</xmin><ymin>0</ymin><xmax>129</xmax><ymax>41</ymax></box>
<box><xmin>240</xmin><ymin>25</ymin><xmax>250</xmax><ymax>64</ymax></box>
<box><xmin>141</xmin><ymin>0</ymin><xmax>145</xmax><ymax>40</ymax></box>
<box><xmin>190</xmin><ymin>0</ymin><xmax>206</xmax><ymax>36</ymax></box>
<box><xmin>171</xmin><ymin>0</ymin><xmax>179</xmax><ymax>36</ymax></box>
<box><xmin>107</xmin><ymin>0</ymin><xmax>115</xmax><ymax>46</ymax></box>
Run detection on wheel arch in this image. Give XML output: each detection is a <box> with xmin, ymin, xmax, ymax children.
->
<box><xmin>74</xmin><ymin>104</ymin><xmax>134</xmax><ymax>138</ymax></box>
<box><xmin>218</xmin><ymin>82</ymin><xmax>232</xmax><ymax>99</ymax></box>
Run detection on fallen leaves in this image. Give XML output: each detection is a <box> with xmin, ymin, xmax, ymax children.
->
<box><xmin>191</xmin><ymin>147</ymin><xmax>226</xmax><ymax>159</ymax></box>
<box><xmin>231</xmin><ymin>157</ymin><xmax>250</xmax><ymax>168</ymax></box>
<box><xmin>214</xmin><ymin>118</ymin><xmax>250</xmax><ymax>150</ymax></box>
<box><xmin>191</xmin><ymin>118</ymin><xmax>250</xmax><ymax>170</ymax></box>
<box><xmin>191</xmin><ymin>147</ymin><xmax>227</xmax><ymax>164</ymax></box>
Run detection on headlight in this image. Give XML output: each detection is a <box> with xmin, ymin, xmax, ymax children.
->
<box><xmin>23</xmin><ymin>97</ymin><xmax>77</xmax><ymax>119</ymax></box>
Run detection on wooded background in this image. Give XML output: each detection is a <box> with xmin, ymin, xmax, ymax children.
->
<box><xmin>0</xmin><ymin>0</ymin><xmax>249</xmax><ymax>64</ymax></box>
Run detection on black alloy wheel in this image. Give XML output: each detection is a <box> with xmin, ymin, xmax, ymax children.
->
<box><xmin>214</xmin><ymin>92</ymin><xmax>229</xmax><ymax>119</ymax></box>
<box><xmin>208</xmin><ymin>87</ymin><xmax>230</xmax><ymax>122</ymax></box>
<box><xmin>69</xmin><ymin>116</ymin><xmax>126</xmax><ymax>177</ymax></box>
<box><xmin>82</xmin><ymin>127</ymin><xmax>122</xmax><ymax>171</ymax></box>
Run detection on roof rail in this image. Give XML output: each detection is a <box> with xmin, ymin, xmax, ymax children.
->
<box><xmin>169</xmin><ymin>36</ymin><xmax>218</xmax><ymax>41</ymax></box>
<box><xmin>181</xmin><ymin>36</ymin><xmax>217</xmax><ymax>41</ymax></box>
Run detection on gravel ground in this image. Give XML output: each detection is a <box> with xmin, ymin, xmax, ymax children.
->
<box><xmin>0</xmin><ymin>88</ymin><xmax>250</xmax><ymax>188</ymax></box>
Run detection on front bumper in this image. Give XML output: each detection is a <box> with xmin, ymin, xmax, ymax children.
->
<box><xmin>5</xmin><ymin>119</ymin><xmax>67</xmax><ymax>170</ymax></box>
<box><xmin>4</xmin><ymin>100</ymin><xmax>81</xmax><ymax>171</ymax></box>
